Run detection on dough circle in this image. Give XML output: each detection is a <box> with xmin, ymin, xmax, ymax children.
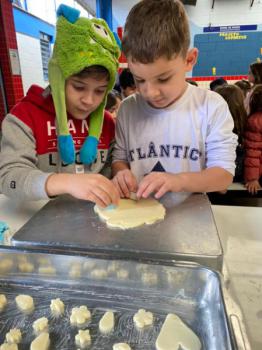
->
<box><xmin>94</xmin><ymin>198</ymin><xmax>165</xmax><ymax>229</ymax></box>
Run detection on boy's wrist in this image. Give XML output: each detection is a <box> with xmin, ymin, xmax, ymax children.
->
<box><xmin>45</xmin><ymin>173</ymin><xmax>73</xmax><ymax>197</ymax></box>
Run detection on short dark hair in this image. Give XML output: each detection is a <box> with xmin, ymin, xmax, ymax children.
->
<box><xmin>74</xmin><ymin>65</ymin><xmax>110</xmax><ymax>81</ymax></box>
<box><xmin>119</xmin><ymin>68</ymin><xmax>135</xmax><ymax>89</ymax></box>
<box><xmin>210</xmin><ymin>77</ymin><xmax>228</xmax><ymax>91</ymax></box>
<box><xmin>105</xmin><ymin>90</ymin><xmax>122</xmax><ymax>111</ymax></box>
<box><xmin>122</xmin><ymin>0</ymin><xmax>190</xmax><ymax>63</ymax></box>
<box><xmin>186</xmin><ymin>79</ymin><xmax>198</xmax><ymax>86</ymax></box>
<box><xmin>249</xmin><ymin>84</ymin><xmax>262</xmax><ymax>115</ymax></box>
<box><xmin>249</xmin><ymin>62</ymin><xmax>262</xmax><ymax>84</ymax></box>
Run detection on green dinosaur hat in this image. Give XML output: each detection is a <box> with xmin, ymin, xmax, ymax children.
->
<box><xmin>48</xmin><ymin>4</ymin><xmax>120</xmax><ymax>164</ymax></box>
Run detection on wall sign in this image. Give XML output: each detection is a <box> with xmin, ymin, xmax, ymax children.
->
<box><xmin>203</xmin><ymin>25</ymin><xmax>257</xmax><ymax>33</ymax></box>
<box><xmin>9</xmin><ymin>49</ymin><xmax>21</xmax><ymax>75</ymax></box>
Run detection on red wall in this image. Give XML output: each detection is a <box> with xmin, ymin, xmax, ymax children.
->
<box><xmin>0</xmin><ymin>0</ymin><xmax>24</xmax><ymax>127</ymax></box>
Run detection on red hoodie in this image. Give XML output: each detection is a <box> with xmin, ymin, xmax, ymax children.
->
<box><xmin>0</xmin><ymin>85</ymin><xmax>115</xmax><ymax>200</ymax></box>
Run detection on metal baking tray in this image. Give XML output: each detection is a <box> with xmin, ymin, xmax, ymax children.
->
<box><xmin>12</xmin><ymin>194</ymin><xmax>223</xmax><ymax>271</ymax></box>
<box><xmin>0</xmin><ymin>248</ymin><xmax>249</xmax><ymax>349</ymax></box>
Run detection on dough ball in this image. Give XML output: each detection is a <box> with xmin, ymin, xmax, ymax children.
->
<box><xmin>18</xmin><ymin>262</ymin><xmax>34</xmax><ymax>273</ymax></box>
<box><xmin>141</xmin><ymin>272</ymin><xmax>158</xmax><ymax>285</ymax></box>
<box><xmin>69</xmin><ymin>263</ymin><xmax>82</xmax><ymax>278</ymax></box>
<box><xmin>0</xmin><ymin>259</ymin><xmax>13</xmax><ymax>274</ymax></box>
<box><xmin>75</xmin><ymin>329</ymin><xmax>91</xmax><ymax>348</ymax></box>
<box><xmin>116</xmin><ymin>269</ymin><xmax>129</xmax><ymax>280</ymax></box>
<box><xmin>133</xmin><ymin>309</ymin><xmax>153</xmax><ymax>329</ymax></box>
<box><xmin>5</xmin><ymin>328</ymin><xmax>22</xmax><ymax>344</ymax></box>
<box><xmin>0</xmin><ymin>294</ymin><xmax>7</xmax><ymax>311</ymax></box>
<box><xmin>113</xmin><ymin>343</ymin><xmax>132</xmax><ymax>350</ymax></box>
<box><xmin>0</xmin><ymin>344</ymin><xmax>18</xmax><ymax>350</ymax></box>
<box><xmin>90</xmin><ymin>269</ymin><xmax>107</xmax><ymax>279</ymax></box>
<box><xmin>83</xmin><ymin>261</ymin><xmax>96</xmax><ymax>271</ymax></box>
<box><xmin>15</xmin><ymin>294</ymin><xmax>34</xmax><ymax>314</ymax></box>
<box><xmin>38</xmin><ymin>266</ymin><xmax>56</xmax><ymax>276</ymax></box>
<box><xmin>50</xmin><ymin>298</ymin><xmax>64</xmax><ymax>316</ymax></box>
<box><xmin>107</xmin><ymin>261</ymin><xmax>121</xmax><ymax>274</ymax></box>
<box><xmin>33</xmin><ymin>317</ymin><xmax>48</xmax><ymax>333</ymax></box>
<box><xmin>99</xmin><ymin>311</ymin><xmax>114</xmax><ymax>334</ymax></box>
<box><xmin>30</xmin><ymin>332</ymin><xmax>50</xmax><ymax>350</ymax></box>
<box><xmin>70</xmin><ymin>306</ymin><xmax>91</xmax><ymax>326</ymax></box>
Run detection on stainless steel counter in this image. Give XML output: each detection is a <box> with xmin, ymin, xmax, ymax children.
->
<box><xmin>12</xmin><ymin>194</ymin><xmax>223</xmax><ymax>270</ymax></box>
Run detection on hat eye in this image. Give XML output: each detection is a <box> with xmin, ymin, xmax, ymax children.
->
<box><xmin>92</xmin><ymin>22</ymin><xmax>112</xmax><ymax>43</ymax></box>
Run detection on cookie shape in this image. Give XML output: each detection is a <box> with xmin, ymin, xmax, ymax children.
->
<box><xmin>15</xmin><ymin>295</ymin><xmax>34</xmax><ymax>314</ymax></box>
<box><xmin>50</xmin><ymin>298</ymin><xmax>65</xmax><ymax>316</ymax></box>
<box><xmin>0</xmin><ymin>344</ymin><xmax>18</xmax><ymax>350</ymax></box>
<box><xmin>70</xmin><ymin>306</ymin><xmax>91</xmax><ymax>326</ymax></box>
<box><xmin>99</xmin><ymin>311</ymin><xmax>114</xmax><ymax>334</ymax></box>
<box><xmin>33</xmin><ymin>317</ymin><xmax>48</xmax><ymax>333</ymax></box>
<box><xmin>30</xmin><ymin>332</ymin><xmax>50</xmax><ymax>350</ymax></box>
<box><xmin>0</xmin><ymin>294</ymin><xmax>7</xmax><ymax>311</ymax></box>
<box><xmin>133</xmin><ymin>309</ymin><xmax>153</xmax><ymax>329</ymax></box>
<box><xmin>113</xmin><ymin>343</ymin><xmax>131</xmax><ymax>350</ymax></box>
<box><xmin>5</xmin><ymin>328</ymin><xmax>21</xmax><ymax>344</ymax></box>
<box><xmin>75</xmin><ymin>329</ymin><xmax>91</xmax><ymax>348</ymax></box>
<box><xmin>155</xmin><ymin>313</ymin><xmax>201</xmax><ymax>350</ymax></box>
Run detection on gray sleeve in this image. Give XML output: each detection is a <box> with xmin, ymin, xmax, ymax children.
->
<box><xmin>100</xmin><ymin>139</ymin><xmax>115</xmax><ymax>178</ymax></box>
<box><xmin>0</xmin><ymin>114</ymin><xmax>52</xmax><ymax>201</ymax></box>
<box><xmin>112</xmin><ymin>105</ymin><xmax>129</xmax><ymax>163</ymax></box>
<box><xmin>205</xmin><ymin>98</ymin><xmax>238</xmax><ymax>175</ymax></box>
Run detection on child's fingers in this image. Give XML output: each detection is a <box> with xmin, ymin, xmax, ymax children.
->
<box><xmin>116</xmin><ymin>175</ymin><xmax>131</xmax><ymax>198</ymax></box>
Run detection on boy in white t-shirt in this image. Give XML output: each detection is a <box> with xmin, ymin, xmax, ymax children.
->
<box><xmin>112</xmin><ymin>0</ymin><xmax>237</xmax><ymax>200</ymax></box>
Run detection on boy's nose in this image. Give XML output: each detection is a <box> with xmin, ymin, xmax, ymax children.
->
<box><xmin>81</xmin><ymin>93</ymin><xmax>94</xmax><ymax>106</ymax></box>
<box><xmin>143</xmin><ymin>83</ymin><xmax>159</xmax><ymax>100</ymax></box>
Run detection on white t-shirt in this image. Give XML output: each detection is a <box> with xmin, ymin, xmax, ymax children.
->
<box><xmin>113</xmin><ymin>84</ymin><xmax>237</xmax><ymax>182</ymax></box>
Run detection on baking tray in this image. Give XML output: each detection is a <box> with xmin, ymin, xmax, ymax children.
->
<box><xmin>12</xmin><ymin>193</ymin><xmax>223</xmax><ymax>271</ymax></box>
<box><xmin>0</xmin><ymin>248</ymin><xmax>248</xmax><ymax>349</ymax></box>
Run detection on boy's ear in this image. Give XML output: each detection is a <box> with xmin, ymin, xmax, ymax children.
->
<box><xmin>185</xmin><ymin>48</ymin><xmax>198</xmax><ymax>71</ymax></box>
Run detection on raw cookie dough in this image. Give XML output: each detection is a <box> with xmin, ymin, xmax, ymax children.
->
<box><xmin>75</xmin><ymin>329</ymin><xmax>91</xmax><ymax>348</ymax></box>
<box><xmin>70</xmin><ymin>306</ymin><xmax>91</xmax><ymax>326</ymax></box>
<box><xmin>18</xmin><ymin>262</ymin><xmax>34</xmax><ymax>273</ymax></box>
<box><xmin>133</xmin><ymin>309</ymin><xmax>153</xmax><ymax>329</ymax></box>
<box><xmin>0</xmin><ymin>259</ymin><xmax>13</xmax><ymax>273</ymax></box>
<box><xmin>15</xmin><ymin>294</ymin><xmax>34</xmax><ymax>313</ymax></box>
<box><xmin>33</xmin><ymin>317</ymin><xmax>48</xmax><ymax>333</ymax></box>
<box><xmin>116</xmin><ymin>269</ymin><xmax>129</xmax><ymax>279</ymax></box>
<box><xmin>30</xmin><ymin>332</ymin><xmax>50</xmax><ymax>350</ymax></box>
<box><xmin>90</xmin><ymin>268</ymin><xmax>108</xmax><ymax>279</ymax></box>
<box><xmin>155</xmin><ymin>313</ymin><xmax>201</xmax><ymax>350</ymax></box>
<box><xmin>0</xmin><ymin>344</ymin><xmax>18</xmax><ymax>350</ymax></box>
<box><xmin>0</xmin><ymin>294</ymin><xmax>7</xmax><ymax>311</ymax></box>
<box><xmin>99</xmin><ymin>311</ymin><xmax>114</xmax><ymax>333</ymax></box>
<box><xmin>113</xmin><ymin>343</ymin><xmax>131</xmax><ymax>350</ymax></box>
<box><xmin>5</xmin><ymin>328</ymin><xmax>22</xmax><ymax>344</ymax></box>
<box><xmin>50</xmin><ymin>298</ymin><xmax>65</xmax><ymax>316</ymax></box>
<box><xmin>94</xmin><ymin>198</ymin><xmax>165</xmax><ymax>229</ymax></box>
<box><xmin>38</xmin><ymin>266</ymin><xmax>56</xmax><ymax>276</ymax></box>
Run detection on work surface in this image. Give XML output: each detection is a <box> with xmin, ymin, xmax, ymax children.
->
<box><xmin>0</xmin><ymin>194</ymin><xmax>262</xmax><ymax>349</ymax></box>
<box><xmin>11</xmin><ymin>194</ymin><xmax>222</xmax><ymax>270</ymax></box>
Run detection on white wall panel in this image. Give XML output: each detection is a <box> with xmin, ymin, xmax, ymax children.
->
<box><xmin>16</xmin><ymin>33</ymin><xmax>48</xmax><ymax>94</ymax></box>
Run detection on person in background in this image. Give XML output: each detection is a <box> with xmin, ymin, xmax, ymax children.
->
<box><xmin>244</xmin><ymin>84</ymin><xmax>262</xmax><ymax>194</ymax></box>
<box><xmin>0</xmin><ymin>4</ymin><xmax>120</xmax><ymax>208</ymax></box>
<box><xmin>119</xmin><ymin>68</ymin><xmax>137</xmax><ymax>98</ymax></box>
<box><xmin>186</xmin><ymin>79</ymin><xmax>198</xmax><ymax>86</ymax></box>
<box><xmin>215</xmin><ymin>85</ymin><xmax>247</xmax><ymax>182</ymax></box>
<box><xmin>234</xmin><ymin>79</ymin><xmax>251</xmax><ymax>98</ymax></box>
<box><xmin>245</xmin><ymin>61</ymin><xmax>262</xmax><ymax>114</ymax></box>
<box><xmin>105</xmin><ymin>90</ymin><xmax>122</xmax><ymax>120</ymax></box>
<box><xmin>209</xmin><ymin>77</ymin><xmax>228</xmax><ymax>91</ymax></box>
<box><xmin>112</xmin><ymin>0</ymin><xmax>237</xmax><ymax>200</ymax></box>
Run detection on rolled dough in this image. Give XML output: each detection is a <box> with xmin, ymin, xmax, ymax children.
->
<box><xmin>94</xmin><ymin>198</ymin><xmax>165</xmax><ymax>229</ymax></box>
<box><xmin>155</xmin><ymin>313</ymin><xmax>201</xmax><ymax>350</ymax></box>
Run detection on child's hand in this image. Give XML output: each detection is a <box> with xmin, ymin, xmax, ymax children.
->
<box><xmin>112</xmin><ymin>169</ymin><xmax>137</xmax><ymax>198</ymax></box>
<box><xmin>137</xmin><ymin>172</ymin><xmax>183</xmax><ymax>199</ymax></box>
<box><xmin>245</xmin><ymin>180</ymin><xmax>261</xmax><ymax>195</ymax></box>
<box><xmin>46</xmin><ymin>173</ymin><xmax>119</xmax><ymax>208</ymax></box>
